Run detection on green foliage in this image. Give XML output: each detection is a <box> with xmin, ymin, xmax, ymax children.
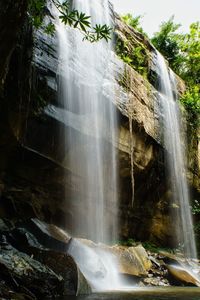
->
<box><xmin>116</xmin><ymin>38</ymin><xmax>148</xmax><ymax>77</ymax></box>
<box><xmin>151</xmin><ymin>18</ymin><xmax>200</xmax><ymax>84</ymax></box>
<box><xmin>142</xmin><ymin>242</ymin><xmax>159</xmax><ymax>252</ymax></box>
<box><xmin>28</xmin><ymin>0</ymin><xmax>57</xmax><ymax>34</ymax></box>
<box><xmin>194</xmin><ymin>222</ymin><xmax>200</xmax><ymax>234</ymax></box>
<box><xmin>180</xmin><ymin>85</ymin><xmax>200</xmax><ymax>128</ymax></box>
<box><xmin>92</xmin><ymin>24</ymin><xmax>112</xmax><ymax>42</ymax></box>
<box><xmin>28</xmin><ymin>0</ymin><xmax>112</xmax><ymax>42</ymax></box>
<box><xmin>122</xmin><ymin>13</ymin><xmax>148</xmax><ymax>37</ymax></box>
<box><xmin>44</xmin><ymin>22</ymin><xmax>55</xmax><ymax>35</ymax></box>
<box><xmin>192</xmin><ymin>199</ymin><xmax>200</xmax><ymax>255</ymax></box>
<box><xmin>179</xmin><ymin>22</ymin><xmax>200</xmax><ymax>85</ymax></box>
<box><xmin>151</xmin><ymin>16</ymin><xmax>183</xmax><ymax>72</ymax></box>
<box><xmin>28</xmin><ymin>0</ymin><xmax>46</xmax><ymax>28</ymax></box>
<box><xmin>192</xmin><ymin>199</ymin><xmax>200</xmax><ymax>215</ymax></box>
<box><xmin>151</xmin><ymin>17</ymin><xmax>200</xmax><ymax>128</ymax></box>
<box><xmin>55</xmin><ymin>0</ymin><xmax>112</xmax><ymax>42</ymax></box>
<box><xmin>118</xmin><ymin>239</ymin><xmax>175</xmax><ymax>254</ymax></box>
<box><xmin>118</xmin><ymin>239</ymin><xmax>136</xmax><ymax>246</ymax></box>
<box><xmin>142</xmin><ymin>242</ymin><xmax>176</xmax><ymax>254</ymax></box>
<box><xmin>178</xmin><ymin>22</ymin><xmax>200</xmax><ymax>128</ymax></box>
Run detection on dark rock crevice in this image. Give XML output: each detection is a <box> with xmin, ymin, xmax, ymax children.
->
<box><xmin>0</xmin><ymin>0</ymin><xmax>28</xmax><ymax>92</ymax></box>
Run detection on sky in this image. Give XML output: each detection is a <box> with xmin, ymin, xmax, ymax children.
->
<box><xmin>111</xmin><ymin>0</ymin><xmax>200</xmax><ymax>37</ymax></box>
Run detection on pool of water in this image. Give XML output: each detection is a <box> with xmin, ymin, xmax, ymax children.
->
<box><xmin>58</xmin><ymin>287</ymin><xmax>200</xmax><ymax>300</ymax></box>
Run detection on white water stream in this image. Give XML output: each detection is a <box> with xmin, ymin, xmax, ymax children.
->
<box><xmin>54</xmin><ymin>0</ymin><xmax>122</xmax><ymax>291</ymax></box>
<box><xmin>56</xmin><ymin>0</ymin><xmax>118</xmax><ymax>245</ymax></box>
<box><xmin>155</xmin><ymin>51</ymin><xmax>197</xmax><ymax>259</ymax></box>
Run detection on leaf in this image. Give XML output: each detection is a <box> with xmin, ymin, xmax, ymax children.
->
<box><xmin>44</xmin><ymin>22</ymin><xmax>55</xmax><ymax>35</ymax></box>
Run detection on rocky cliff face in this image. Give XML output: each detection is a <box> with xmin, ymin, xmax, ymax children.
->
<box><xmin>0</xmin><ymin>2</ymin><xmax>199</xmax><ymax>248</ymax></box>
<box><xmin>0</xmin><ymin>0</ymin><xmax>28</xmax><ymax>92</ymax></box>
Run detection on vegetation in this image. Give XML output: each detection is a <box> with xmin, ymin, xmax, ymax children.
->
<box><xmin>28</xmin><ymin>0</ymin><xmax>47</xmax><ymax>29</ymax></box>
<box><xmin>151</xmin><ymin>16</ymin><xmax>183</xmax><ymax>73</ymax></box>
<box><xmin>118</xmin><ymin>239</ymin><xmax>175</xmax><ymax>253</ymax></box>
<box><xmin>28</xmin><ymin>0</ymin><xmax>112</xmax><ymax>42</ymax></box>
<box><xmin>177</xmin><ymin>21</ymin><xmax>200</xmax><ymax>129</ymax></box>
<box><xmin>192</xmin><ymin>199</ymin><xmax>200</xmax><ymax>254</ymax></box>
<box><xmin>122</xmin><ymin>14</ymin><xmax>148</xmax><ymax>37</ymax></box>
<box><xmin>118</xmin><ymin>238</ymin><xmax>136</xmax><ymax>247</ymax></box>
<box><xmin>116</xmin><ymin>13</ymin><xmax>149</xmax><ymax>76</ymax></box>
<box><xmin>151</xmin><ymin>18</ymin><xmax>200</xmax><ymax>84</ymax></box>
<box><xmin>180</xmin><ymin>85</ymin><xmax>200</xmax><ymax>129</ymax></box>
<box><xmin>180</xmin><ymin>22</ymin><xmax>200</xmax><ymax>85</ymax></box>
<box><xmin>116</xmin><ymin>38</ymin><xmax>148</xmax><ymax>77</ymax></box>
<box><xmin>120</xmin><ymin>13</ymin><xmax>199</xmax><ymax>130</ymax></box>
<box><xmin>151</xmin><ymin>17</ymin><xmax>200</xmax><ymax>128</ymax></box>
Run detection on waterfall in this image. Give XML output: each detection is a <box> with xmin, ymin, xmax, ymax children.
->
<box><xmin>52</xmin><ymin>0</ymin><xmax>122</xmax><ymax>291</ymax></box>
<box><xmin>56</xmin><ymin>0</ymin><xmax>118</xmax><ymax>244</ymax></box>
<box><xmin>155</xmin><ymin>51</ymin><xmax>197</xmax><ymax>259</ymax></box>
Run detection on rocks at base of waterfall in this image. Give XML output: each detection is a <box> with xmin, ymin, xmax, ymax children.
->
<box><xmin>143</xmin><ymin>277</ymin><xmax>169</xmax><ymax>286</ymax></box>
<box><xmin>69</xmin><ymin>238</ymin><xmax>152</xmax><ymax>286</ymax></box>
<box><xmin>2</xmin><ymin>218</ymin><xmax>200</xmax><ymax>295</ymax></box>
<box><xmin>140</xmin><ymin>251</ymin><xmax>170</xmax><ymax>287</ymax></box>
<box><xmin>29</xmin><ymin>247</ymin><xmax>92</xmax><ymax>296</ymax></box>
<box><xmin>111</xmin><ymin>244</ymin><xmax>152</xmax><ymax>276</ymax></box>
<box><xmin>0</xmin><ymin>218</ymin><xmax>92</xmax><ymax>298</ymax></box>
<box><xmin>144</xmin><ymin>250</ymin><xmax>200</xmax><ymax>288</ymax></box>
<box><xmin>0</xmin><ymin>245</ymin><xmax>63</xmax><ymax>299</ymax></box>
<box><xmin>8</xmin><ymin>218</ymin><xmax>71</xmax><ymax>253</ymax></box>
<box><xmin>160</xmin><ymin>251</ymin><xmax>200</xmax><ymax>287</ymax></box>
<box><xmin>66</xmin><ymin>238</ymin><xmax>119</xmax><ymax>291</ymax></box>
<box><xmin>166</xmin><ymin>264</ymin><xmax>200</xmax><ymax>287</ymax></box>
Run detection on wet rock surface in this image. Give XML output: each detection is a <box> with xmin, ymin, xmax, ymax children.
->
<box><xmin>1</xmin><ymin>218</ymin><xmax>200</xmax><ymax>299</ymax></box>
<box><xmin>72</xmin><ymin>239</ymin><xmax>152</xmax><ymax>278</ymax></box>
<box><xmin>111</xmin><ymin>244</ymin><xmax>152</xmax><ymax>276</ymax></box>
<box><xmin>140</xmin><ymin>251</ymin><xmax>200</xmax><ymax>288</ymax></box>
<box><xmin>59</xmin><ymin>237</ymin><xmax>200</xmax><ymax>289</ymax></box>
<box><xmin>0</xmin><ymin>218</ymin><xmax>91</xmax><ymax>299</ymax></box>
<box><xmin>0</xmin><ymin>244</ymin><xmax>63</xmax><ymax>298</ymax></box>
<box><xmin>0</xmin><ymin>0</ymin><xmax>28</xmax><ymax>91</ymax></box>
<box><xmin>166</xmin><ymin>264</ymin><xmax>200</xmax><ymax>287</ymax></box>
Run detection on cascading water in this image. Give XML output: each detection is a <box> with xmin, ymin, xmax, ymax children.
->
<box><xmin>51</xmin><ymin>0</ymin><xmax>122</xmax><ymax>291</ymax></box>
<box><xmin>56</xmin><ymin>0</ymin><xmax>118</xmax><ymax>245</ymax></box>
<box><xmin>155</xmin><ymin>51</ymin><xmax>197</xmax><ymax>259</ymax></box>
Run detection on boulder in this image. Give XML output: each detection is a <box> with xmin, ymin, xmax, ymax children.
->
<box><xmin>0</xmin><ymin>219</ymin><xmax>92</xmax><ymax>297</ymax></box>
<box><xmin>167</xmin><ymin>264</ymin><xmax>200</xmax><ymax>287</ymax></box>
<box><xmin>30</xmin><ymin>248</ymin><xmax>91</xmax><ymax>296</ymax></box>
<box><xmin>148</xmin><ymin>250</ymin><xmax>200</xmax><ymax>287</ymax></box>
<box><xmin>111</xmin><ymin>244</ymin><xmax>152</xmax><ymax>276</ymax></box>
<box><xmin>0</xmin><ymin>245</ymin><xmax>63</xmax><ymax>298</ymax></box>
<box><xmin>70</xmin><ymin>239</ymin><xmax>152</xmax><ymax>278</ymax></box>
<box><xmin>17</xmin><ymin>218</ymin><xmax>71</xmax><ymax>251</ymax></box>
<box><xmin>67</xmin><ymin>239</ymin><xmax>109</xmax><ymax>287</ymax></box>
<box><xmin>6</xmin><ymin>218</ymin><xmax>71</xmax><ymax>253</ymax></box>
